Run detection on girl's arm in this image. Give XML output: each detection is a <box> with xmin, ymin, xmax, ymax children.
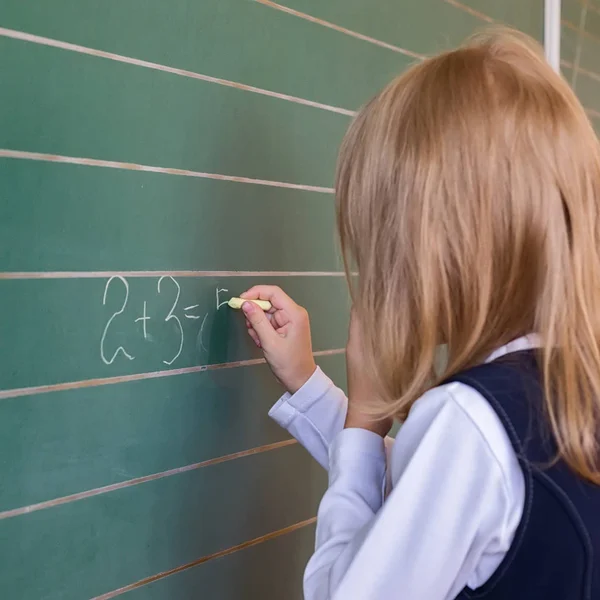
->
<box><xmin>239</xmin><ymin>286</ymin><xmax>393</xmax><ymax>473</ymax></box>
<box><xmin>268</xmin><ymin>366</ymin><xmax>348</xmax><ymax>469</ymax></box>
<box><xmin>270</xmin><ymin>366</ymin><xmax>394</xmax><ymax>478</ymax></box>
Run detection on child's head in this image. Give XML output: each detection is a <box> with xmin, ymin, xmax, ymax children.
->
<box><xmin>337</xmin><ymin>28</ymin><xmax>600</xmax><ymax>482</ymax></box>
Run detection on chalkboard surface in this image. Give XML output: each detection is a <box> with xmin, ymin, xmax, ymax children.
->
<box><xmin>1</xmin><ymin>1</ymin><xmax>596</xmax><ymax>598</ymax></box>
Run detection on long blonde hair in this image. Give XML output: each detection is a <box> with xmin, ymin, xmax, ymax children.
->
<box><xmin>336</xmin><ymin>28</ymin><xmax>600</xmax><ymax>484</ymax></box>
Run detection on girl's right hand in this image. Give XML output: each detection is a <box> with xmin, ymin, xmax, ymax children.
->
<box><xmin>240</xmin><ymin>286</ymin><xmax>317</xmax><ymax>394</ymax></box>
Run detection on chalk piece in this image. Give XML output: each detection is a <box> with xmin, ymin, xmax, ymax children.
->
<box><xmin>228</xmin><ymin>297</ymin><xmax>272</xmax><ymax>311</ymax></box>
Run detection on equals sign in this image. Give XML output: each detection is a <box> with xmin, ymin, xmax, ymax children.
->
<box><xmin>184</xmin><ymin>304</ymin><xmax>201</xmax><ymax>320</ymax></box>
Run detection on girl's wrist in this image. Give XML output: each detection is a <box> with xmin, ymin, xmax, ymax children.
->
<box><xmin>344</xmin><ymin>410</ymin><xmax>392</xmax><ymax>438</ymax></box>
<box><xmin>285</xmin><ymin>362</ymin><xmax>317</xmax><ymax>395</ymax></box>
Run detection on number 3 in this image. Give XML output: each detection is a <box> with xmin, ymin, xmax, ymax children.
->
<box><xmin>158</xmin><ymin>276</ymin><xmax>184</xmax><ymax>365</ymax></box>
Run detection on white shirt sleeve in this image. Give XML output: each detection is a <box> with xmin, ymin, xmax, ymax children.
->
<box><xmin>268</xmin><ymin>367</ymin><xmax>348</xmax><ymax>469</ymax></box>
<box><xmin>303</xmin><ymin>382</ymin><xmax>525</xmax><ymax>600</ymax></box>
<box><xmin>268</xmin><ymin>368</ymin><xmax>394</xmax><ymax>489</ymax></box>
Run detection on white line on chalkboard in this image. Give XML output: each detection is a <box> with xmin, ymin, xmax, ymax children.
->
<box><xmin>562</xmin><ymin>59</ymin><xmax>600</xmax><ymax>84</ymax></box>
<box><xmin>0</xmin><ymin>27</ymin><xmax>355</xmax><ymax>117</ymax></box>
<box><xmin>563</xmin><ymin>16</ymin><xmax>600</xmax><ymax>44</ymax></box>
<box><xmin>0</xmin><ymin>270</ymin><xmax>346</xmax><ymax>280</ymax></box>
<box><xmin>568</xmin><ymin>3</ymin><xmax>589</xmax><ymax>90</ymax></box>
<box><xmin>0</xmin><ymin>439</ymin><xmax>298</xmax><ymax>521</ymax></box>
<box><xmin>0</xmin><ymin>149</ymin><xmax>336</xmax><ymax>193</ymax></box>
<box><xmin>587</xmin><ymin>1</ymin><xmax>600</xmax><ymax>16</ymax></box>
<box><xmin>254</xmin><ymin>0</ymin><xmax>425</xmax><ymax>59</ymax></box>
<box><xmin>447</xmin><ymin>0</ymin><xmax>598</xmax><ymax>54</ymax></box>
<box><xmin>588</xmin><ymin>1</ymin><xmax>600</xmax><ymax>16</ymax></box>
<box><xmin>91</xmin><ymin>517</ymin><xmax>317</xmax><ymax>600</ymax></box>
<box><xmin>442</xmin><ymin>0</ymin><xmax>494</xmax><ymax>23</ymax></box>
<box><xmin>0</xmin><ymin>348</ymin><xmax>345</xmax><ymax>400</ymax></box>
<box><xmin>586</xmin><ymin>107</ymin><xmax>600</xmax><ymax>119</ymax></box>
<box><xmin>577</xmin><ymin>66</ymin><xmax>600</xmax><ymax>84</ymax></box>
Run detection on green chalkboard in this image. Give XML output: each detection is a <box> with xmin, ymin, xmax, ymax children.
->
<box><xmin>0</xmin><ymin>1</ymin><xmax>556</xmax><ymax>598</ymax></box>
<box><xmin>560</xmin><ymin>0</ymin><xmax>600</xmax><ymax>134</ymax></box>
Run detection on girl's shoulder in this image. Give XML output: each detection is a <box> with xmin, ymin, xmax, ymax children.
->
<box><xmin>392</xmin><ymin>380</ymin><xmax>524</xmax><ymax>500</ymax></box>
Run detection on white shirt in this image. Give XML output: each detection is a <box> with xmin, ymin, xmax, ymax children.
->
<box><xmin>269</xmin><ymin>336</ymin><xmax>539</xmax><ymax>600</ymax></box>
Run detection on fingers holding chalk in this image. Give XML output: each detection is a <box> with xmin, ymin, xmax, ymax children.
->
<box><xmin>233</xmin><ymin>286</ymin><xmax>316</xmax><ymax>393</ymax></box>
<box><xmin>240</xmin><ymin>286</ymin><xmax>295</xmax><ymax>312</ymax></box>
<box><xmin>240</xmin><ymin>297</ymin><xmax>278</xmax><ymax>348</ymax></box>
<box><xmin>233</xmin><ymin>296</ymin><xmax>276</xmax><ymax>348</ymax></box>
<box><xmin>228</xmin><ymin>297</ymin><xmax>272</xmax><ymax>311</ymax></box>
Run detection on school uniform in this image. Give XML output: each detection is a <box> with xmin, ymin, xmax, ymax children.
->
<box><xmin>269</xmin><ymin>336</ymin><xmax>600</xmax><ymax>599</ymax></box>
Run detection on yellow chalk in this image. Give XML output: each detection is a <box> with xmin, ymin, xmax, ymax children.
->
<box><xmin>228</xmin><ymin>297</ymin><xmax>272</xmax><ymax>311</ymax></box>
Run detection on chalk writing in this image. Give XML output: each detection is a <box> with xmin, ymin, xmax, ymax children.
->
<box><xmin>184</xmin><ymin>304</ymin><xmax>201</xmax><ymax>319</ymax></box>
<box><xmin>198</xmin><ymin>312</ymin><xmax>209</xmax><ymax>352</ymax></box>
<box><xmin>100</xmin><ymin>278</ymin><xmax>224</xmax><ymax>366</ymax></box>
<box><xmin>101</xmin><ymin>276</ymin><xmax>135</xmax><ymax>365</ymax></box>
<box><xmin>157</xmin><ymin>276</ymin><xmax>184</xmax><ymax>366</ymax></box>
<box><xmin>134</xmin><ymin>300</ymin><xmax>150</xmax><ymax>339</ymax></box>
<box><xmin>216</xmin><ymin>287</ymin><xmax>229</xmax><ymax>310</ymax></box>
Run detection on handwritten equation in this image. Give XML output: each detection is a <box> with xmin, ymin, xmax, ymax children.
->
<box><xmin>100</xmin><ymin>276</ymin><xmax>232</xmax><ymax>367</ymax></box>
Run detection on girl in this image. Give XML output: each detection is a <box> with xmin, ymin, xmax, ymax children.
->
<box><xmin>240</xmin><ymin>29</ymin><xmax>600</xmax><ymax>600</ymax></box>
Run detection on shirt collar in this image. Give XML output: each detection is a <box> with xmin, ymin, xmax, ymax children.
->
<box><xmin>484</xmin><ymin>334</ymin><xmax>541</xmax><ymax>364</ymax></box>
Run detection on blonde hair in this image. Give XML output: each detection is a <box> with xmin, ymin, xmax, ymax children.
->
<box><xmin>336</xmin><ymin>28</ymin><xmax>600</xmax><ymax>484</ymax></box>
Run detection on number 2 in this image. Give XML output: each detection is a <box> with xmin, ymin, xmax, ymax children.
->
<box><xmin>158</xmin><ymin>276</ymin><xmax>184</xmax><ymax>365</ymax></box>
<box><xmin>100</xmin><ymin>276</ymin><xmax>135</xmax><ymax>365</ymax></box>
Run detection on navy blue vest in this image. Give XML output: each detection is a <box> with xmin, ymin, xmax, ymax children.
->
<box><xmin>446</xmin><ymin>351</ymin><xmax>600</xmax><ymax>600</ymax></box>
